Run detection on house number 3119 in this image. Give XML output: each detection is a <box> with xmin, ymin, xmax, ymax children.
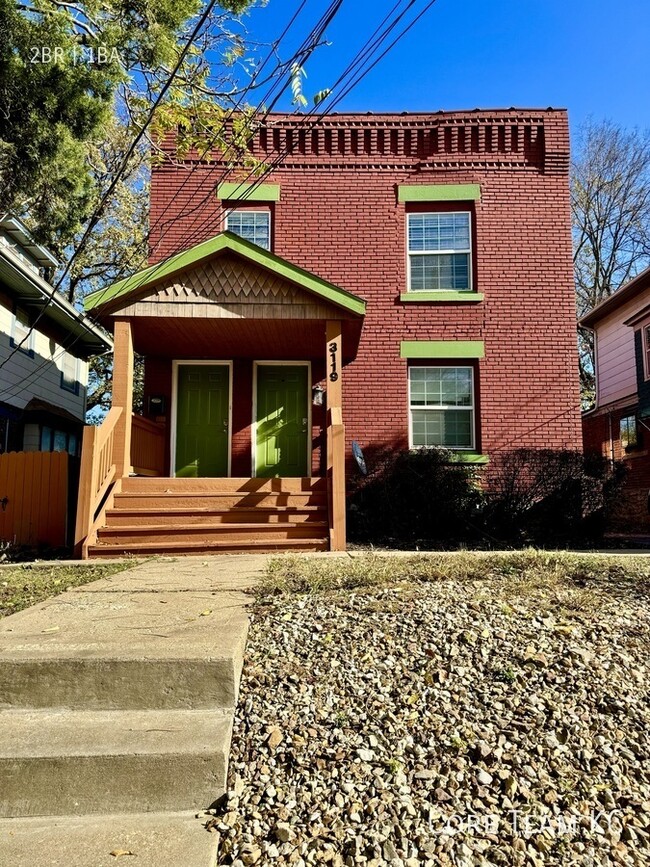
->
<box><xmin>328</xmin><ymin>342</ymin><xmax>339</xmax><ymax>382</ymax></box>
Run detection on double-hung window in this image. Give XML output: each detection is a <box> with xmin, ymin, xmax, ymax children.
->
<box><xmin>60</xmin><ymin>353</ymin><xmax>79</xmax><ymax>394</ymax></box>
<box><xmin>643</xmin><ymin>324</ymin><xmax>650</xmax><ymax>380</ymax></box>
<box><xmin>225</xmin><ymin>210</ymin><xmax>271</xmax><ymax>250</ymax></box>
<box><xmin>10</xmin><ymin>307</ymin><xmax>34</xmax><ymax>357</ymax></box>
<box><xmin>409</xmin><ymin>366</ymin><xmax>475</xmax><ymax>450</ymax></box>
<box><xmin>407</xmin><ymin>212</ymin><xmax>471</xmax><ymax>292</ymax></box>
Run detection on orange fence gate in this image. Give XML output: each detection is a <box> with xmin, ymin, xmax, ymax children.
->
<box><xmin>0</xmin><ymin>451</ymin><xmax>71</xmax><ymax>549</ymax></box>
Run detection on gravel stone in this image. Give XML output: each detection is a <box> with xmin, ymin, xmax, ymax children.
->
<box><xmin>216</xmin><ymin>567</ymin><xmax>650</xmax><ymax>865</ymax></box>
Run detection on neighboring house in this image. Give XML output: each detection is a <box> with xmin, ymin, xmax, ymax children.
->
<box><xmin>580</xmin><ymin>265</ymin><xmax>650</xmax><ymax>530</ymax></box>
<box><xmin>75</xmin><ymin>109</ymin><xmax>582</xmax><ymax>557</ymax></box>
<box><xmin>0</xmin><ymin>214</ymin><xmax>112</xmax><ymax>454</ymax></box>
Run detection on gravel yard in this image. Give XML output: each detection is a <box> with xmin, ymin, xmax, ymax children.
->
<box><xmin>215</xmin><ymin>552</ymin><xmax>650</xmax><ymax>867</ymax></box>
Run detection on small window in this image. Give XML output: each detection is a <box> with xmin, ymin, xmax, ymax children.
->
<box><xmin>620</xmin><ymin>415</ymin><xmax>638</xmax><ymax>450</ymax></box>
<box><xmin>61</xmin><ymin>354</ymin><xmax>79</xmax><ymax>394</ymax></box>
<box><xmin>225</xmin><ymin>210</ymin><xmax>271</xmax><ymax>250</ymax></box>
<box><xmin>409</xmin><ymin>366</ymin><xmax>475</xmax><ymax>450</ymax></box>
<box><xmin>407</xmin><ymin>212</ymin><xmax>471</xmax><ymax>292</ymax></box>
<box><xmin>10</xmin><ymin>308</ymin><xmax>34</xmax><ymax>357</ymax></box>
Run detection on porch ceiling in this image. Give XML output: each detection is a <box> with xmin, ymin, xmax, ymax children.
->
<box><xmin>128</xmin><ymin>316</ymin><xmax>363</xmax><ymax>362</ymax></box>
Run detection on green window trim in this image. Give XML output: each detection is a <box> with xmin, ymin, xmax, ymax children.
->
<box><xmin>448</xmin><ymin>452</ymin><xmax>490</xmax><ymax>465</ymax></box>
<box><xmin>217</xmin><ymin>182</ymin><xmax>280</xmax><ymax>202</ymax></box>
<box><xmin>401</xmin><ymin>291</ymin><xmax>484</xmax><ymax>303</ymax></box>
<box><xmin>400</xmin><ymin>340</ymin><xmax>485</xmax><ymax>359</ymax></box>
<box><xmin>398</xmin><ymin>183</ymin><xmax>481</xmax><ymax>203</ymax></box>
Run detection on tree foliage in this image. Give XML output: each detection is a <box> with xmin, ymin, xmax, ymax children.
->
<box><xmin>0</xmin><ymin>0</ymin><xmax>258</xmax><ymax>252</ymax></box>
<box><xmin>572</xmin><ymin>119</ymin><xmax>650</xmax><ymax>404</ymax></box>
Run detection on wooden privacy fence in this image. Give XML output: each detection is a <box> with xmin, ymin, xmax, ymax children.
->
<box><xmin>0</xmin><ymin>451</ymin><xmax>69</xmax><ymax>548</ymax></box>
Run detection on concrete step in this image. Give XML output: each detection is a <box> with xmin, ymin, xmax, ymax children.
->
<box><xmin>0</xmin><ymin>708</ymin><xmax>232</xmax><ymax>817</ymax></box>
<box><xmin>0</xmin><ymin>590</ymin><xmax>248</xmax><ymax>710</ymax></box>
<box><xmin>105</xmin><ymin>505</ymin><xmax>327</xmax><ymax>526</ymax></box>
<box><xmin>96</xmin><ymin>521</ymin><xmax>329</xmax><ymax>545</ymax></box>
<box><xmin>0</xmin><ymin>811</ymin><xmax>219</xmax><ymax>866</ymax></box>
<box><xmin>88</xmin><ymin>537</ymin><xmax>329</xmax><ymax>558</ymax></box>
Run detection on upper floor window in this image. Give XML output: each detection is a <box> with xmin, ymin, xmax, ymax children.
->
<box><xmin>60</xmin><ymin>353</ymin><xmax>79</xmax><ymax>394</ymax></box>
<box><xmin>409</xmin><ymin>366</ymin><xmax>475</xmax><ymax>450</ymax></box>
<box><xmin>10</xmin><ymin>307</ymin><xmax>34</xmax><ymax>357</ymax></box>
<box><xmin>407</xmin><ymin>212</ymin><xmax>471</xmax><ymax>292</ymax></box>
<box><xmin>225</xmin><ymin>210</ymin><xmax>271</xmax><ymax>250</ymax></box>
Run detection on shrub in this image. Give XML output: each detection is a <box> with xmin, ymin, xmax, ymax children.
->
<box><xmin>347</xmin><ymin>447</ymin><xmax>483</xmax><ymax>548</ymax></box>
<box><xmin>347</xmin><ymin>447</ymin><xmax>626</xmax><ymax>549</ymax></box>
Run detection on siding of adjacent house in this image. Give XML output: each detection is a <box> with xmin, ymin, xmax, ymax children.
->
<box><xmin>593</xmin><ymin>295</ymin><xmax>650</xmax><ymax>408</ymax></box>
<box><xmin>0</xmin><ymin>291</ymin><xmax>88</xmax><ymax>420</ymax></box>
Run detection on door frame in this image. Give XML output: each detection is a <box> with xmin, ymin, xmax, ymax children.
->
<box><xmin>252</xmin><ymin>361</ymin><xmax>312</xmax><ymax>478</ymax></box>
<box><xmin>170</xmin><ymin>360</ymin><xmax>234</xmax><ymax>478</ymax></box>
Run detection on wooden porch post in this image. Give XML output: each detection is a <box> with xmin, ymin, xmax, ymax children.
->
<box><xmin>326</xmin><ymin>320</ymin><xmax>346</xmax><ymax>551</ymax></box>
<box><xmin>112</xmin><ymin>319</ymin><xmax>134</xmax><ymax>478</ymax></box>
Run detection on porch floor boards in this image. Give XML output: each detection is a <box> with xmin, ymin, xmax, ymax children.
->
<box><xmin>88</xmin><ymin>477</ymin><xmax>330</xmax><ymax>558</ymax></box>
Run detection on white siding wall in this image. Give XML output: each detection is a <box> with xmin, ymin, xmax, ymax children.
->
<box><xmin>0</xmin><ymin>301</ymin><xmax>88</xmax><ymax>420</ymax></box>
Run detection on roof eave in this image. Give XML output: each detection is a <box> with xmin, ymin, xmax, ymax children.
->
<box><xmin>86</xmin><ymin>232</ymin><xmax>367</xmax><ymax>318</ymax></box>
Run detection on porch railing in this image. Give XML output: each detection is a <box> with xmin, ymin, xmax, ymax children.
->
<box><xmin>131</xmin><ymin>415</ymin><xmax>166</xmax><ymax>477</ymax></box>
<box><xmin>74</xmin><ymin>406</ymin><xmax>122</xmax><ymax>557</ymax></box>
<box><xmin>327</xmin><ymin>406</ymin><xmax>346</xmax><ymax>551</ymax></box>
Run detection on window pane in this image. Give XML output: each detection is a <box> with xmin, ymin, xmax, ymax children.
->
<box><xmin>53</xmin><ymin>430</ymin><xmax>67</xmax><ymax>452</ymax></box>
<box><xmin>411</xmin><ymin>409</ymin><xmax>473</xmax><ymax>448</ymax></box>
<box><xmin>226</xmin><ymin>211</ymin><xmax>270</xmax><ymax>250</ymax></box>
<box><xmin>408</xmin><ymin>213</ymin><xmax>470</xmax><ymax>253</ymax></box>
<box><xmin>409</xmin><ymin>253</ymin><xmax>469</xmax><ymax>291</ymax></box>
<box><xmin>410</xmin><ymin>368</ymin><xmax>473</xmax><ymax>408</ymax></box>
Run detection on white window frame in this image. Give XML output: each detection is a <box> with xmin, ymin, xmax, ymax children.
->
<box><xmin>408</xmin><ymin>365</ymin><xmax>476</xmax><ymax>451</ymax></box>
<box><xmin>11</xmin><ymin>307</ymin><xmax>35</xmax><ymax>357</ymax></box>
<box><xmin>225</xmin><ymin>209</ymin><xmax>271</xmax><ymax>251</ymax></box>
<box><xmin>406</xmin><ymin>211</ymin><xmax>472</xmax><ymax>293</ymax></box>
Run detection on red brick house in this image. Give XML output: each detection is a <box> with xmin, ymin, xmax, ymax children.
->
<box><xmin>75</xmin><ymin>109</ymin><xmax>582</xmax><ymax>557</ymax></box>
<box><xmin>581</xmin><ymin>265</ymin><xmax>650</xmax><ymax>531</ymax></box>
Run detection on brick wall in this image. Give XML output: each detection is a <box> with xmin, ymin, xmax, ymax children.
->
<box><xmin>147</xmin><ymin>110</ymin><xmax>582</xmax><ymax>464</ymax></box>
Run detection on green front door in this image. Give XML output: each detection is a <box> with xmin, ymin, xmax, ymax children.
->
<box><xmin>255</xmin><ymin>365</ymin><xmax>309</xmax><ymax>477</ymax></box>
<box><xmin>175</xmin><ymin>364</ymin><xmax>230</xmax><ymax>477</ymax></box>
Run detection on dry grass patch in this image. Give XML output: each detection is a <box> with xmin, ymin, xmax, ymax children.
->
<box><xmin>262</xmin><ymin>550</ymin><xmax>650</xmax><ymax>606</ymax></box>
<box><xmin>0</xmin><ymin>562</ymin><xmax>133</xmax><ymax>618</ymax></box>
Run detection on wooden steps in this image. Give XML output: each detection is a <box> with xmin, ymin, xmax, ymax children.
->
<box><xmin>87</xmin><ymin>477</ymin><xmax>330</xmax><ymax>557</ymax></box>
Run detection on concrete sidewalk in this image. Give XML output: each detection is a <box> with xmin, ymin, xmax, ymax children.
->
<box><xmin>0</xmin><ymin>553</ymin><xmax>270</xmax><ymax>867</ymax></box>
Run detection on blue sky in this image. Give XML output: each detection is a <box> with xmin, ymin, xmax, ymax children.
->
<box><xmin>243</xmin><ymin>0</ymin><xmax>650</xmax><ymax>135</ymax></box>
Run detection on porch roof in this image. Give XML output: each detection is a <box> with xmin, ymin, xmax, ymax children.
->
<box><xmin>84</xmin><ymin>232</ymin><xmax>366</xmax><ymax>318</ymax></box>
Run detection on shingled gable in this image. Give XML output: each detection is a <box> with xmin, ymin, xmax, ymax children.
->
<box><xmin>84</xmin><ymin>231</ymin><xmax>366</xmax><ymax>318</ymax></box>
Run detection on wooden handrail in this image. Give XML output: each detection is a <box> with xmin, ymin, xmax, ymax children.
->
<box><xmin>74</xmin><ymin>407</ymin><xmax>123</xmax><ymax>557</ymax></box>
<box><xmin>131</xmin><ymin>414</ymin><xmax>166</xmax><ymax>477</ymax></box>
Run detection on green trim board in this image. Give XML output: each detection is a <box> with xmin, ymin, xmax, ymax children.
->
<box><xmin>84</xmin><ymin>231</ymin><xmax>366</xmax><ymax>317</ymax></box>
<box><xmin>217</xmin><ymin>182</ymin><xmax>280</xmax><ymax>201</ymax></box>
<box><xmin>400</xmin><ymin>291</ymin><xmax>484</xmax><ymax>303</ymax></box>
<box><xmin>449</xmin><ymin>452</ymin><xmax>490</xmax><ymax>465</ymax></box>
<box><xmin>398</xmin><ymin>184</ymin><xmax>481</xmax><ymax>203</ymax></box>
<box><xmin>400</xmin><ymin>340</ymin><xmax>485</xmax><ymax>359</ymax></box>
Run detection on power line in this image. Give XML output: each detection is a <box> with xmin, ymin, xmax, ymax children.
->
<box><xmin>0</xmin><ymin>1</ymin><xmax>346</xmax><ymax>400</ymax></box>
<box><xmin>0</xmin><ymin>0</ymin><xmax>223</xmax><ymax>375</ymax></box>
<box><xmin>0</xmin><ymin>0</ymin><xmax>440</xmax><ymax>402</ymax></box>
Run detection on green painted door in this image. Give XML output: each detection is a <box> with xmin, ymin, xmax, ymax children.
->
<box><xmin>255</xmin><ymin>365</ymin><xmax>309</xmax><ymax>477</ymax></box>
<box><xmin>175</xmin><ymin>365</ymin><xmax>230</xmax><ymax>477</ymax></box>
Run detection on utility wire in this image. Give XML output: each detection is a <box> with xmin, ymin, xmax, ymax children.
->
<box><xmin>0</xmin><ymin>0</ymin><xmax>438</xmax><ymax>401</ymax></box>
